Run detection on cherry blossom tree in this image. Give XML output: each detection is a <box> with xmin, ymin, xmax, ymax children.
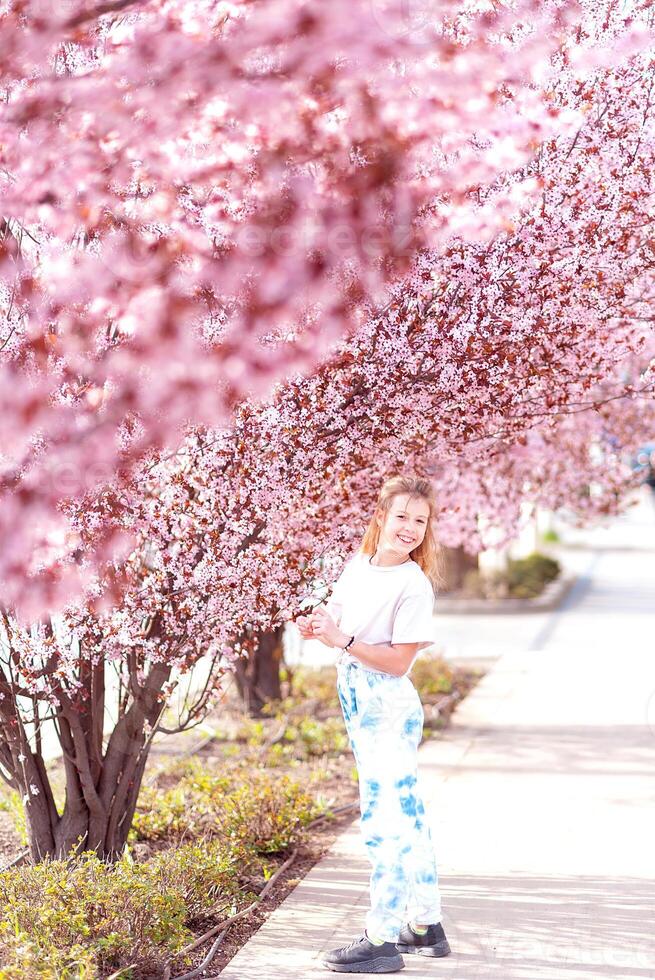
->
<box><xmin>0</xmin><ymin>0</ymin><xmax>616</xmax><ymax>617</ymax></box>
<box><xmin>1</xmin><ymin>0</ymin><xmax>655</xmax><ymax>860</ymax></box>
<box><xmin>3</xmin><ymin>289</ymin><xmax>653</xmax><ymax>861</ymax></box>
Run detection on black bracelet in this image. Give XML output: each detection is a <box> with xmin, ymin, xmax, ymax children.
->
<box><xmin>344</xmin><ymin>634</ymin><xmax>355</xmax><ymax>650</ymax></box>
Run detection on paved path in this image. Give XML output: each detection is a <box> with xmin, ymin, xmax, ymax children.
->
<box><xmin>219</xmin><ymin>490</ymin><xmax>655</xmax><ymax>980</ymax></box>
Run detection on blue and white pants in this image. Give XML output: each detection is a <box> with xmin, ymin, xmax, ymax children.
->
<box><xmin>336</xmin><ymin>659</ymin><xmax>443</xmax><ymax>943</ymax></box>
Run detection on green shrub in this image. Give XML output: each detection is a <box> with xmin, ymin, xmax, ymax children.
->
<box><xmin>410</xmin><ymin>654</ymin><xmax>454</xmax><ymax>697</ymax></box>
<box><xmin>460</xmin><ymin>552</ymin><xmax>560</xmax><ymax>600</ymax></box>
<box><xmin>507</xmin><ymin>552</ymin><xmax>560</xmax><ymax>598</ymax></box>
<box><xmin>0</xmin><ymin>841</ymin><xmax>247</xmax><ymax>978</ymax></box>
<box><xmin>227</xmin><ymin>687</ymin><xmax>348</xmax><ymax>765</ymax></box>
<box><xmin>0</xmin><ymin>757</ymin><xmax>320</xmax><ymax>978</ymax></box>
<box><xmin>286</xmin><ymin>665</ymin><xmax>340</xmax><ymax>707</ymax></box>
<box><xmin>279</xmin><ymin>716</ymin><xmax>348</xmax><ymax>759</ymax></box>
<box><xmin>131</xmin><ymin>759</ymin><xmax>321</xmax><ymax>850</ymax></box>
<box><xmin>235</xmin><ymin>718</ymin><xmax>267</xmax><ymax>745</ymax></box>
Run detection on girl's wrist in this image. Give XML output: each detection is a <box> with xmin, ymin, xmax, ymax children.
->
<box><xmin>336</xmin><ymin>630</ymin><xmax>352</xmax><ymax>649</ymax></box>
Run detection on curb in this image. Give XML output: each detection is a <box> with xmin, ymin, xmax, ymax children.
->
<box><xmin>434</xmin><ymin>573</ymin><xmax>576</xmax><ymax>615</ymax></box>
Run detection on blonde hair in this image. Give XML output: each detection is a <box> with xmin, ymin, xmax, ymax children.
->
<box><xmin>359</xmin><ymin>474</ymin><xmax>444</xmax><ymax>592</ymax></box>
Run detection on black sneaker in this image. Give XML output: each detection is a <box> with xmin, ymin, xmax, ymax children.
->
<box><xmin>322</xmin><ymin>933</ymin><xmax>405</xmax><ymax>973</ymax></box>
<box><xmin>395</xmin><ymin>921</ymin><xmax>451</xmax><ymax>957</ymax></box>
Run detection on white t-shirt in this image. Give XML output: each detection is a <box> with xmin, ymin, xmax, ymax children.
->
<box><xmin>325</xmin><ymin>549</ymin><xmax>435</xmax><ymax>676</ymax></box>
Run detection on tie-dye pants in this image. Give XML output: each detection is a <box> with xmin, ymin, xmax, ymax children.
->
<box><xmin>336</xmin><ymin>659</ymin><xmax>443</xmax><ymax>943</ymax></box>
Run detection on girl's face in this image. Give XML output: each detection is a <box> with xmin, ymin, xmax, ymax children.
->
<box><xmin>375</xmin><ymin>493</ymin><xmax>430</xmax><ymax>558</ymax></box>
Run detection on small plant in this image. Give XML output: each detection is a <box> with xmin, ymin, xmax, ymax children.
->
<box><xmin>410</xmin><ymin>654</ymin><xmax>454</xmax><ymax>697</ymax></box>
<box><xmin>507</xmin><ymin>552</ymin><xmax>560</xmax><ymax>598</ymax></box>
<box><xmin>280</xmin><ymin>716</ymin><xmax>349</xmax><ymax>758</ymax></box>
<box><xmin>287</xmin><ymin>665</ymin><xmax>340</xmax><ymax>707</ymax></box>
<box><xmin>131</xmin><ymin>759</ymin><xmax>321</xmax><ymax>849</ymax></box>
<box><xmin>460</xmin><ymin>552</ymin><xmax>560</xmax><ymax>600</ymax></box>
<box><xmin>0</xmin><ymin>841</ymin><xmax>246</xmax><ymax>977</ymax></box>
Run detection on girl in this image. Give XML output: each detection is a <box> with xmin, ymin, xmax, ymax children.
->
<box><xmin>295</xmin><ymin>474</ymin><xmax>451</xmax><ymax>974</ymax></box>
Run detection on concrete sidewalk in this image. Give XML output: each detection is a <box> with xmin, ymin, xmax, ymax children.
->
<box><xmin>219</xmin><ymin>495</ymin><xmax>655</xmax><ymax>980</ymax></box>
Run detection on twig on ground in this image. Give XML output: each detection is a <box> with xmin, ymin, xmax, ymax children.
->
<box><xmin>106</xmin><ymin>965</ymin><xmax>138</xmax><ymax>980</ymax></box>
<box><xmin>166</xmin><ymin>847</ymin><xmax>299</xmax><ymax>975</ymax></box>
<box><xmin>167</xmin><ymin>930</ymin><xmax>227</xmax><ymax>980</ymax></box>
<box><xmin>305</xmin><ymin>800</ymin><xmax>358</xmax><ymax>829</ymax></box>
<box><xmin>0</xmin><ymin>848</ymin><xmax>29</xmax><ymax>873</ymax></box>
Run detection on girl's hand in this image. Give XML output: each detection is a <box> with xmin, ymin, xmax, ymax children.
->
<box><xmin>295</xmin><ymin>614</ymin><xmax>315</xmax><ymax>640</ymax></box>
<box><xmin>308</xmin><ymin>605</ymin><xmax>348</xmax><ymax>649</ymax></box>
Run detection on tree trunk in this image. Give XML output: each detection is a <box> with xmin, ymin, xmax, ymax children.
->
<box><xmin>234</xmin><ymin>626</ymin><xmax>284</xmax><ymax>716</ymax></box>
<box><xmin>14</xmin><ymin>661</ymin><xmax>171</xmax><ymax>862</ymax></box>
<box><xmin>28</xmin><ymin>722</ymin><xmax>162</xmax><ymax>861</ymax></box>
<box><xmin>0</xmin><ymin>599</ymin><xmax>217</xmax><ymax>864</ymax></box>
<box><xmin>439</xmin><ymin>545</ymin><xmax>479</xmax><ymax>593</ymax></box>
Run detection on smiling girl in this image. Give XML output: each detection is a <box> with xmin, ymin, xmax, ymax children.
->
<box><xmin>295</xmin><ymin>474</ymin><xmax>451</xmax><ymax>974</ymax></box>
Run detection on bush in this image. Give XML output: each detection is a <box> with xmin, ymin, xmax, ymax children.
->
<box><xmin>507</xmin><ymin>552</ymin><xmax>560</xmax><ymax>598</ymax></box>
<box><xmin>0</xmin><ymin>841</ymin><xmax>248</xmax><ymax>978</ymax></box>
<box><xmin>131</xmin><ymin>759</ymin><xmax>321</xmax><ymax>849</ymax></box>
<box><xmin>409</xmin><ymin>654</ymin><xmax>454</xmax><ymax>697</ymax></box>
<box><xmin>285</xmin><ymin>665</ymin><xmax>340</xmax><ymax>708</ymax></box>
<box><xmin>0</xmin><ymin>758</ymin><xmax>321</xmax><ymax>978</ymax></box>
<box><xmin>274</xmin><ymin>716</ymin><xmax>349</xmax><ymax>760</ymax></box>
<box><xmin>461</xmin><ymin>552</ymin><xmax>560</xmax><ymax>600</ymax></box>
<box><xmin>232</xmin><ymin>714</ymin><xmax>347</xmax><ymax>760</ymax></box>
